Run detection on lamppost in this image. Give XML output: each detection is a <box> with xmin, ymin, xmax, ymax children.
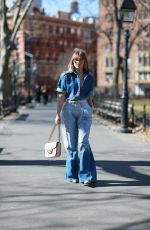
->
<box><xmin>7</xmin><ymin>42</ymin><xmax>18</xmax><ymax>107</ymax></box>
<box><xmin>25</xmin><ymin>51</ymin><xmax>33</xmax><ymax>103</ymax></box>
<box><xmin>12</xmin><ymin>60</ymin><xmax>17</xmax><ymax>106</ymax></box>
<box><xmin>119</xmin><ymin>0</ymin><xmax>136</xmax><ymax>133</ymax></box>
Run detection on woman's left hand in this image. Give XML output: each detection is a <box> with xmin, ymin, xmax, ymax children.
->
<box><xmin>55</xmin><ymin>113</ymin><xmax>61</xmax><ymax>125</ymax></box>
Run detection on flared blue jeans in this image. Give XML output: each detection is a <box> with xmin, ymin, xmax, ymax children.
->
<box><xmin>61</xmin><ymin>101</ymin><xmax>97</xmax><ymax>183</ymax></box>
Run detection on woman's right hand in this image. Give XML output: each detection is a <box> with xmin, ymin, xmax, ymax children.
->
<box><xmin>55</xmin><ymin>113</ymin><xmax>61</xmax><ymax>125</ymax></box>
<box><xmin>55</xmin><ymin>93</ymin><xmax>65</xmax><ymax>125</ymax></box>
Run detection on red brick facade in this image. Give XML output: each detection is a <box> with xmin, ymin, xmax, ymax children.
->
<box><xmin>15</xmin><ymin>7</ymin><xmax>97</xmax><ymax>98</ymax></box>
<box><xmin>97</xmin><ymin>0</ymin><xmax>150</xmax><ymax>96</ymax></box>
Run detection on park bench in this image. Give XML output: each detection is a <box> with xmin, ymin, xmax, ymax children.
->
<box><xmin>0</xmin><ymin>100</ymin><xmax>17</xmax><ymax>118</ymax></box>
<box><xmin>2</xmin><ymin>105</ymin><xmax>17</xmax><ymax>116</ymax></box>
<box><xmin>94</xmin><ymin>100</ymin><xmax>133</xmax><ymax>122</ymax></box>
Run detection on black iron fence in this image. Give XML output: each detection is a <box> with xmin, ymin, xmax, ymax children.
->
<box><xmin>0</xmin><ymin>96</ymin><xmax>28</xmax><ymax>119</ymax></box>
<box><xmin>93</xmin><ymin>90</ymin><xmax>150</xmax><ymax>131</ymax></box>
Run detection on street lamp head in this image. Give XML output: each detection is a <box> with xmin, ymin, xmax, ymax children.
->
<box><xmin>119</xmin><ymin>0</ymin><xmax>136</xmax><ymax>24</ymax></box>
<box><xmin>7</xmin><ymin>42</ymin><xmax>18</xmax><ymax>51</ymax></box>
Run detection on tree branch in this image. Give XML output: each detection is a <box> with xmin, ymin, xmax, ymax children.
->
<box><xmin>138</xmin><ymin>0</ymin><xmax>150</xmax><ymax>10</ymax></box>
<box><xmin>129</xmin><ymin>22</ymin><xmax>150</xmax><ymax>53</ymax></box>
<box><xmin>10</xmin><ymin>0</ymin><xmax>33</xmax><ymax>42</ymax></box>
<box><xmin>97</xmin><ymin>28</ymin><xmax>112</xmax><ymax>45</ymax></box>
<box><xmin>11</xmin><ymin>0</ymin><xmax>22</xmax><ymax>33</ymax></box>
<box><xmin>0</xmin><ymin>0</ymin><xmax>10</xmax><ymax>37</ymax></box>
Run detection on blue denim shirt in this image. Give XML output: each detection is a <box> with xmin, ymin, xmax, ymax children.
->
<box><xmin>56</xmin><ymin>70</ymin><xmax>94</xmax><ymax>100</ymax></box>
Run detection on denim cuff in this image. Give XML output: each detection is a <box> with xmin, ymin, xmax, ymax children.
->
<box><xmin>56</xmin><ymin>88</ymin><xmax>66</xmax><ymax>94</ymax></box>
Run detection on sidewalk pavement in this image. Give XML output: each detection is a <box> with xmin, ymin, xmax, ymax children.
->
<box><xmin>0</xmin><ymin>102</ymin><xmax>150</xmax><ymax>230</ymax></box>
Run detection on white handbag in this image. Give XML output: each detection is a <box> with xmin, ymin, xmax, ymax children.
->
<box><xmin>45</xmin><ymin>124</ymin><xmax>61</xmax><ymax>158</ymax></box>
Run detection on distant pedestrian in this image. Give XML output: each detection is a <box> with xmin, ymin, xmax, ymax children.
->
<box><xmin>41</xmin><ymin>85</ymin><xmax>49</xmax><ymax>105</ymax></box>
<box><xmin>35</xmin><ymin>84</ymin><xmax>41</xmax><ymax>103</ymax></box>
<box><xmin>55</xmin><ymin>48</ymin><xmax>97</xmax><ymax>186</ymax></box>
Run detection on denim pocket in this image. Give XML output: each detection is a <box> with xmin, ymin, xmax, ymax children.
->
<box><xmin>85</xmin><ymin>103</ymin><xmax>93</xmax><ymax>113</ymax></box>
<box><xmin>81</xmin><ymin>103</ymin><xmax>92</xmax><ymax>121</ymax></box>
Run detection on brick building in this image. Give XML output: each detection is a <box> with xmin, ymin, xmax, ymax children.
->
<box><xmin>97</xmin><ymin>0</ymin><xmax>150</xmax><ymax>97</ymax></box>
<box><xmin>14</xmin><ymin>2</ymin><xmax>97</xmax><ymax>99</ymax></box>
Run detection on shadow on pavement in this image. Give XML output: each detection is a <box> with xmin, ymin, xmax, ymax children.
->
<box><xmin>16</xmin><ymin>113</ymin><xmax>29</xmax><ymax>120</ymax></box>
<box><xmin>96</xmin><ymin>160</ymin><xmax>150</xmax><ymax>187</ymax></box>
<box><xmin>15</xmin><ymin>113</ymin><xmax>54</xmax><ymax>124</ymax></box>
<box><xmin>109</xmin><ymin>218</ymin><xmax>150</xmax><ymax>230</ymax></box>
<box><xmin>0</xmin><ymin>160</ymin><xmax>150</xmax><ymax>187</ymax></box>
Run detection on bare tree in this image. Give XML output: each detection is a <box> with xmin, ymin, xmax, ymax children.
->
<box><xmin>112</xmin><ymin>0</ymin><xmax>122</xmax><ymax>99</ymax></box>
<box><xmin>98</xmin><ymin>0</ymin><xmax>122</xmax><ymax>98</ymax></box>
<box><xmin>0</xmin><ymin>0</ymin><xmax>33</xmax><ymax>103</ymax></box>
<box><xmin>98</xmin><ymin>0</ymin><xmax>150</xmax><ymax>98</ymax></box>
<box><xmin>129</xmin><ymin>1</ymin><xmax>150</xmax><ymax>54</ymax></box>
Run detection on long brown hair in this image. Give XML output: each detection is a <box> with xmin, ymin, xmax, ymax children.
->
<box><xmin>67</xmin><ymin>48</ymin><xmax>89</xmax><ymax>72</ymax></box>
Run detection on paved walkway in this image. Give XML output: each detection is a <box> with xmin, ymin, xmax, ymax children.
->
<box><xmin>0</xmin><ymin>102</ymin><xmax>150</xmax><ymax>230</ymax></box>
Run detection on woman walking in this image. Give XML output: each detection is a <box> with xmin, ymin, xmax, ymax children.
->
<box><xmin>55</xmin><ymin>48</ymin><xmax>97</xmax><ymax>186</ymax></box>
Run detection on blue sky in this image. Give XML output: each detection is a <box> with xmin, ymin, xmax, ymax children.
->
<box><xmin>42</xmin><ymin>0</ymin><xmax>99</xmax><ymax>18</ymax></box>
<box><xmin>6</xmin><ymin>0</ymin><xmax>99</xmax><ymax>18</ymax></box>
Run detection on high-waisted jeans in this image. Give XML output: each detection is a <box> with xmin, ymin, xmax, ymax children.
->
<box><xmin>61</xmin><ymin>101</ymin><xmax>97</xmax><ymax>183</ymax></box>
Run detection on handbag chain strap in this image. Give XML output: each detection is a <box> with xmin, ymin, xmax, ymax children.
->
<box><xmin>48</xmin><ymin>124</ymin><xmax>60</xmax><ymax>143</ymax></box>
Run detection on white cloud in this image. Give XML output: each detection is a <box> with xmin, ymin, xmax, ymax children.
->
<box><xmin>42</xmin><ymin>0</ymin><xmax>99</xmax><ymax>18</ymax></box>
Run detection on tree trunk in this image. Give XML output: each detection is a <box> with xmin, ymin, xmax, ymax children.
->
<box><xmin>113</xmin><ymin>27</ymin><xmax>121</xmax><ymax>99</ymax></box>
<box><xmin>1</xmin><ymin>54</ymin><xmax>11</xmax><ymax>104</ymax></box>
<box><xmin>0</xmin><ymin>0</ymin><xmax>11</xmax><ymax>102</ymax></box>
<box><xmin>112</xmin><ymin>0</ymin><xmax>121</xmax><ymax>99</ymax></box>
<box><xmin>0</xmin><ymin>0</ymin><xmax>33</xmax><ymax>103</ymax></box>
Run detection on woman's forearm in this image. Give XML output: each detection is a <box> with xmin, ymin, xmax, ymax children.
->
<box><xmin>57</xmin><ymin>93</ymin><xmax>65</xmax><ymax>115</ymax></box>
<box><xmin>55</xmin><ymin>93</ymin><xmax>65</xmax><ymax>124</ymax></box>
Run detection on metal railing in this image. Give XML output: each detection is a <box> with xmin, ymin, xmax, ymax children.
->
<box><xmin>93</xmin><ymin>95</ymin><xmax>150</xmax><ymax>131</ymax></box>
<box><xmin>0</xmin><ymin>99</ymin><xmax>17</xmax><ymax>118</ymax></box>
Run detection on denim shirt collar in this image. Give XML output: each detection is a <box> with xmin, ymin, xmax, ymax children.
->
<box><xmin>57</xmin><ymin>68</ymin><xmax>94</xmax><ymax>101</ymax></box>
<box><xmin>69</xmin><ymin>67</ymin><xmax>89</xmax><ymax>78</ymax></box>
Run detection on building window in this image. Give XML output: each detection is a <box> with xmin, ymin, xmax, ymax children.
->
<box><xmin>71</xmin><ymin>28</ymin><xmax>76</xmax><ymax>34</ymax></box>
<box><xmin>106</xmin><ymin>29</ymin><xmax>113</xmax><ymax>37</ymax></box>
<box><xmin>138</xmin><ymin>56</ymin><xmax>142</xmax><ymax>65</ymax></box>
<box><xmin>77</xmin><ymin>28</ymin><xmax>81</xmax><ymax>36</ymax></box>
<box><xmin>138</xmin><ymin>42</ymin><xmax>150</xmax><ymax>51</ymax></box>
<box><xmin>105</xmin><ymin>57</ymin><xmax>109</xmax><ymax>67</ymax></box>
<box><xmin>49</xmin><ymin>25</ymin><xmax>53</xmax><ymax>34</ymax></box>
<box><xmin>144</xmin><ymin>10</ymin><xmax>149</xmax><ymax>19</ymax></box>
<box><xmin>67</xmin><ymin>27</ymin><xmax>70</xmax><ymax>33</ymax></box>
<box><xmin>63</xmin><ymin>27</ymin><xmax>68</xmax><ymax>34</ymax></box>
<box><xmin>105</xmin><ymin>56</ymin><xmax>113</xmax><ymax>67</ymax></box>
<box><xmin>59</xmin><ymin>27</ymin><xmax>63</xmax><ymax>34</ymax></box>
<box><xmin>54</xmin><ymin>39</ymin><xmax>57</xmax><ymax>48</ymax></box>
<box><xmin>42</xmin><ymin>23</ymin><xmax>47</xmax><ymax>32</ymax></box>
<box><xmin>138</xmin><ymin>11</ymin><xmax>143</xmax><ymax>19</ymax></box>
<box><xmin>36</xmin><ymin>38</ymin><xmax>40</xmax><ymax>47</ymax></box>
<box><xmin>46</xmin><ymin>40</ymin><xmax>50</xmax><ymax>47</ymax></box>
<box><xmin>105</xmin><ymin>43</ymin><xmax>112</xmax><ymax>51</ymax></box>
<box><xmin>59</xmin><ymin>40</ymin><xmax>63</xmax><ymax>47</ymax></box>
<box><xmin>105</xmin><ymin>13</ymin><xmax>113</xmax><ymax>23</ymax></box>
<box><xmin>138</xmin><ymin>73</ymin><xmax>150</xmax><ymax>81</ymax></box>
<box><xmin>56</xmin><ymin>26</ymin><xmax>60</xmax><ymax>34</ymax></box>
<box><xmin>138</xmin><ymin>53</ymin><xmax>150</xmax><ymax>66</ymax></box>
<box><xmin>143</xmin><ymin>43</ymin><xmax>149</xmax><ymax>50</ymax></box>
<box><xmin>53</xmin><ymin>26</ymin><xmax>56</xmax><ymax>35</ymax></box>
<box><xmin>105</xmin><ymin>73</ymin><xmax>113</xmax><ymax>83</ymax></box>
<box><xmin>64</xmin><ymin>40</ymin><xmax>67</xmax><ymax>47</ymax></box>
<box><xmin>111</xmin><ymin>58</ymin><xmax>113</xmax><ymax>66</ymax></box>
<box><xmin>70</xmin><ymin>41</ymin><xmax>74</xmax><ymax>47</ymax></box>
<box><xmin>103</xmin><ymin>0</ymin><xmax>111</xmax><ymax>7</ymax></box>
<box><xmin>137</xmin><ymin>42</ymin><xmax>143</xmax><ymax>51</ymax></box>
<box><xmin>83</xmin><ymin>29</ymin><xmax>91</xmax><ymax>42</ymax></box>
<box><xmin>143</xmin><ymin>54</ymin><xmax>149</xmax><ymax>66</ymax></box>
